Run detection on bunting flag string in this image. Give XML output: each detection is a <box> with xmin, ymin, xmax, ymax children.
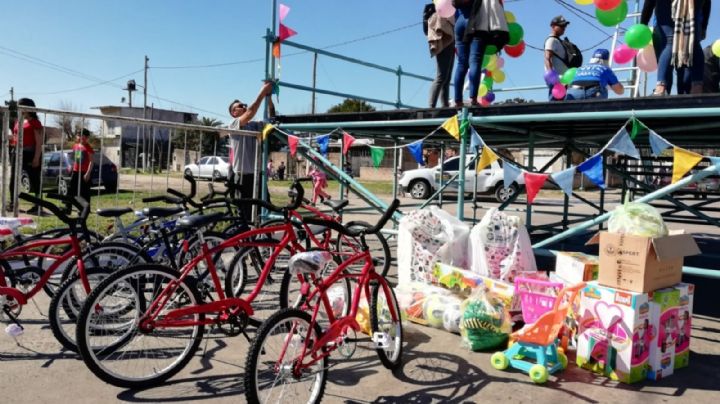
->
<box><xmin>503</xmin><ymin>162</ymin><xmax>522</xmax><ymax>191</ymax></box>
<box><xmin>551</xmin><ymin>166</ymin><xmax>577</xmax><ymax>197</ymax></box>
<box><xmin>476</xmin><ymin>146</ymin><xmax>499</xmax><ymax>172</ymax></box>
<box><xmin>672</xmin><ymin>147</ymin><xmax>703</xmax><ymax>184</ymax></box>
<box><xmin>469</xmin><ymin>126</ymin><xmax>482</xmax><ymax>151</ymax></box>
<box><xmin>407</xmin><ymin>141</ymin><xmax>425</xmax><ymax>165</ymax></box>
<box><xmin>648</xmin><ymin>130</ymin><xmax>672</xmax><ymax>156</ymax></box>
<box><xmin>524</xmin><ymin>172</ymin><xmax>549</xmax><ymax>204</ymax></box>
<box><xmin>316</xmin><ymin>134</ymin><xmax>330</xmax><ymax>156</ymax></box>
<box><xmin>370</xmin><ymin>146</ymin><xmax>385</xmax><ymax>169</ymax></box>
<box><xmin>577</xmin><ymin>153</ymin><xmax>606</xmax><ymax>189</ymax></box>
<box><xmin>603</xmin><ymin>127</ymin><xmax>640</xmax><ymax>159</ymax></box>
<box><xmin>710</xmin><ymin>157</ymin><xmax>720</xmax><ymax>174</ymax></box>
<box><xmin>287</xmin><ymin>135</ymin><xmax>298</xmax><ymax>157</ymax></box>
<box><xmin>278</xmin><ymin>23</ymin><xmax>297</xmax><ymax>41</ymax></box>
<box><xmin>342</xmin><ymin>131</ymin><xmax>355</xmax><ymax>155</ymax></box>
<box><xmin>441</xmin><ymin>115</ymin><xmax>460</xmax><ymax>140</ymax></box>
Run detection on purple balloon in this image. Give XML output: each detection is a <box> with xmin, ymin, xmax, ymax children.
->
<box><xmin>544</xmin><ymin>69</ymin><xmax>560</xmax><ymax>86</ymax></box>
<box><xmin>485</xmin><ymin>92</ymin><xmax>496</xmax><ymax>103</ymax></box>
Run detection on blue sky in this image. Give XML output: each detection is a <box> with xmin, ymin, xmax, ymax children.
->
<box><xmin>2</xmin><ymin>0</ymin><xmax>719</xmax><ymax>124</ymax></box>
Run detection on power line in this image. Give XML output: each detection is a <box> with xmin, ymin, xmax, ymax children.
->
<box><xmin>552</xmin><ymin>0</ymin><xmax>616</xmax><ymax>37</ymax></box>
<box><xmin>24</xmin><ymin>69</ymin><xmax>144</xmax><ymax>96</ymax></box>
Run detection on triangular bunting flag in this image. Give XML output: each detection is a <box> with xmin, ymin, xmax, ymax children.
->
<box><xmin>278</xmin><ymin>23</ymin><xmax>297</xmax><ymax>41</ymax></box>
<box><xmin>288</xmin><ymin>135</ymin><xmax>298</xmax><ymax>157</ymax></box>
<box><xmin>649</xmin><ymin>130</ymin><xmax>673</xmax><ymax>156</ymax></box>
<box><xmin>262</xmin><ymin>124</ymin><xmax>274</xmax><ymax>141</ymax></box>
<box><xmin>503</xmin><ymin>162</ymin><xmax>522</xmax><ymax>191</ymax></box>
<box><xmin>672</xmin><ymin>147</ymin><xmax>703</xmax><ymax>183</ymax></box>
<box><xmin>476</xmin><ymin>146</ymin><xmax>499</xmax><ymax>172</ymax></box>
<box><xmin>279</xmin><ymin>3</ymin><xmax>290</xmax><ymax>22</ymax></box>
<box><xmin>524</xmin><ymin>172</ymin><xmax>549</xmax><ymax>204</ymax></box>
<box><xmin>272</xmin><ymin>40</ymin><xmax>281</xmax><ymax>58</ymax></box>
<box><xmin>578</xmin><ymin>153</ymin><xmax>606</xmax><ymax>189</ymax></box>
<box><xmin>370</xmin><ymin>146</ymin><xmax>385</xmax><ymax>168</ymax></box>
<box><xmin>441</xmin><ymin>115</ymin><xmax>460</xmax><ymax>140</ymax></box>
<box><xmin>710</xmin><ymin>156</ymin><xmax>720</xmax><ymax>174</ymax></box>
<box><xmin>604</xmin><ymin>127</ymin><xmax>640</xmax><ymax>159</ymax></box>
<box><xmin>630</xmin><ymin>117</ymin><xmax>648</xmax><ymax>140</ymax></box>
<box><xmin>551</xmin><ymin>166</ymin><xmax>576</xmax><ymax>197</ymax></box>
<box><xmin>316</xmin><ymin>135</ymin><xmax>330</xmax><ymax>156</ymax></box>
<box><xmin>407</xmin><ymin>141</ymin><xmax>425</xmax><ymax>166</ymax></box>
<box><xmin>342</xmin><ymin>131</ymin><xmax>355</xmax><ymax>155</ymax></box>
<box><xmin>469</xmin><ymin>126</ymin><xmax>482</xmax><ymax>151</ymax></box>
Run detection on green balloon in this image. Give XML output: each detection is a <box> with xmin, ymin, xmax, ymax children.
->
<box><xmin>482</xmin><ymin>76</ymin><xmax>494</xmax><ymax>89</ymax></box>
<box><xmin>596</xmin><ymin>0</ymin><xmax>628</xmax><ymax>27</ymax></box>
<box><xmin>507</xmin><ymin>23</ymin><xmax>524</xmax><ymax>46</ymax></box>
<box><xmin>560</xmin><ymin>67</ymin><xmax>578</xmax><ymax>85</ymax></box>
<box><xmin>482</xmin><ymin>55</ymin><xmax>491</xmax><ymax>68</ymax></box>
<box><xmin>625</xmin><ymin>23</ymin><xmax>653</xmax><ymax>49</ymax></box>
<box><xmin>485</xmin><ymin>45</ymin><xmax>498</xmax><ymax>55</ymax></box>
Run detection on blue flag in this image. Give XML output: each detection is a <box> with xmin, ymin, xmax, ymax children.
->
<box><xmin>709</xmin><ymin>157</ymin><xmax>720</xmax><ymax>174</ymax></box>
<box><xmin>578</xmin><ymin>153</ymin><xmax>605</xmax><ymax>189</ymax></box>
<box><xmin>648</xmin><ymin>130</ymin><xmax>672</xmax><ymax>156</ymax></box>
<box><xmin>316</xmin><ymin>134</ymin><xmax>330</xmax><ymax>156</ymax></box>
<box><xmin>469</xmin><ymin>126</ymin><xmax>483</xmax><ymax>151</ymax></box>
<box><xmin>407</xmin><ymin>141</ymin><xmax>425</xmax><ymax>166</ymax></box>
<box><xmin>551</xmin><ymin>166</ymin><xmax>576</xmax><ymax>197</ymax></box>
<box><xmin>503</xmin><ymin>162</ymin><xmax>522</xmax><ymax>190</ymax></box>
<box><xmin>603</xmin><ymin>127</ymin><xmax>640</xmax><ymax>159</ymax></box>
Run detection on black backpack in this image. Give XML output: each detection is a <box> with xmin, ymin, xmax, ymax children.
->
<box><xmin>549</xmin><ymin>36</ymin><xmax>583</xmax><ymax>68</ymax></box>
<box><xmin>423</xmin><ymin>3</ymin><xmax>436</xmax><ymax>36</ymax></box>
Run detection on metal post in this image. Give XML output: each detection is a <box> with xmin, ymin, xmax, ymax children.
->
<box><xmin>13</xmin><ymin>110</ymin><xmax>23</xmax><ymax>216</ymax></box>
<box><xmin>599</xmin><ymin>154</ymin><xmax>606</xmax><ymax>231</ymax></box>
<box><xmin>562</xmin><ymin>146</ymin><xmax>571</xmax><ymax>230</ymax></box>
<box><xmin>0</xmin><ymin>109</ymin><xmax>8</xmax><ymax>213</ymax></box>
<box><xmin>473</xmin><ymin>146</ymin><xmax>480</xmax><ymax>224</ymax></box>
<box><xmin>525</xmin><ymin>132</ymin><xmax>535</xmax><ymax>227</ymax></box>
<box><xmin>439</xmin><ymin>142</ymin><xmax>445</xmax><ymax>208</ymax></box>
<box><xmin>166</xmin><ymin>128</ymin><xmax>173</xmax><ymax>191</ymax></box>
<box><xmin>340</xmin><ymin>133</ymin><xmax>345</xmax><ymax>198</ymax></box>
<box><xmin>181</xmin><ymin>129</ymin><xmax>188</xmax><ymax>192</ymax></box>
<box><xmin>143</xmin><ymin>55</ymin><xmax>149</xmax><ymax>172</ymax></box>
<box><xmin>311</xmin><ymin>52</ymin><xmax>318</xmax><ymax>115</ymax></box>
<box><xmin>456</xmin><ymin>109</ymin><xmax>469</xmax><ymax>221</ymax></box>
<box><xmin>132</xmin><ymin>125</ymin><xmax>141</xmax><ymax>205</ymax></box>
<box><xmin>150</xmin><ymin>125</ymin><xmax>156</xmax><ymax>192</ymax></box>
<box><xmin>392</xmin><ymin>140</ymin><xmax>399</xmax><ymax>201</ymax></box>
<box><xmin>396</xmin><ymin>65</ymin><xmax>403</xmax><ymax>108</ymax></box>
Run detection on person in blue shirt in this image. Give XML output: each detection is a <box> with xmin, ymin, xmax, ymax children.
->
<box><xmin>565</xmin><ymin>49</ymin><xmax>624</xmax><ymax>100</ymax></box>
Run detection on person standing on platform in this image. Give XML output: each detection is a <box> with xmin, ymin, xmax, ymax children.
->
<box><xmin>68</xmin><ymin>129</ymin><xmax>94</xmax><ymax>211</ymax></box>
<box><xmin>9</xmin><ymin>98</ymin><xmax>43</xmax><ymax>213</ymax></box>
<box><xmin>544</xmin><ymin>16</ymin><xmax>571</xmax><ymax>101</ymax></box>
<box><xmin>277</xmin><ymin>161</ymin><xmax>286</xmax><ymax>181</ymax></box>
<box><xmin>426</xmin><ymin>2</ymin><xmax>455</xmax><ymax>108</ymax></box>
<box><xmin>565</xmin><ymin>49</ymin><xmax>624</xmax><ymax>100</ymax></box>
<box><xmin>704</xmin><ymin>44</ymin><xmax>720</xmax><ymax>92</ymax></box>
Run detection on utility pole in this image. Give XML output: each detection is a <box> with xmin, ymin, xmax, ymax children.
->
<box><xmin>311</xmin><ymin>53</ymin><xmax>317</xmax><ymax>115</ymax></box>
<box><xmin>143</xmin><ymin>55</ymin><xmax>149</xmax><ymax>171</ymax></box>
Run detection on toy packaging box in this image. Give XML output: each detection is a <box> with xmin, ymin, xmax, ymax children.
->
<box><xmin>674</xmin><ymin>283</ymin><xmax>694</xmax><ymax>369</ymax></box>
<box><xmin>647</xmin><ymin>287</ymin><xmax>679</xmax><ymax>380</ymax></box>
<box><xmin>554</xmin><ymin>251</ymin><xmax>599</xmax><ymax>284</ymax></box>
<box><xmin>576</xmin><ymin>282</ymin><xmax>655</xmax><ymax>384</ymax></box>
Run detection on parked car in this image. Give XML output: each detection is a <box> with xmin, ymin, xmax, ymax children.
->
<box><xmin>21</xmin><ymin>150</ymin><xmax>118</xmax><ymax>195</ymax></box>
<box><xmin>183</xmin><ymin>156</ymin><xmax>230</xmax><ymax>180</ymax></box>
<box><xmin>398</xmin><ymin>155</ymin><xmax>524</xmax><ymax>202</ymax></box>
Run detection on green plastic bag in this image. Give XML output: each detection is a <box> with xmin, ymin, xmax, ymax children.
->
<box><xmin>608</xmin><ymin>202</ymin><xmax>668</xmax><ymax>238</ymax></box>
<box><xmin>460</xmin><ymin>288</ymin><xmax>511</xmax><ymax>351</ymax></box>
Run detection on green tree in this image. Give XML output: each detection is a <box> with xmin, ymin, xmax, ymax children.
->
<box><xmin>171</xmin><ymin>116</ymin><xmax>224</xmax><ymax>156</ymax></box>
<box><xmin>326</xmin><ymin>99</ymin><xmax>376</xmax><ymax>113</ymax></box>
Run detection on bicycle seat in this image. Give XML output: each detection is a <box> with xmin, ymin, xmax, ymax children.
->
<box><xmin>324</xmin><ymin>199</ymin><xmax>349</xmax><ymax>212</ymax></box>
<box><xmin>288</xmin><ymin>251</ymin><xmax>334</xmax><ymax>276</ymax></box>
<box><xmin>96</xmin><ymin>207</ymin><xmax>133</xmax><ymax>218</ymax></box>
<box><xmin>177</xmin><ymin>212</ymin><xmax>224</xmax><ymax>229</ymax></box>
<box><xmin>143</xmin><ymin>206</ymin><xmax>184</xmax><ymax>219</ymax></box>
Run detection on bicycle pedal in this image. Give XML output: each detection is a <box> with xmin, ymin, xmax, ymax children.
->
<box><xmin>372</xmin><ymin>332</ymin><xmax>390</xmax><ymax>349</ymax></box>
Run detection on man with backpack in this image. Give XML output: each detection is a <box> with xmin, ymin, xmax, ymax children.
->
<box><xmin>544</xmin><ymin>15</ymin><xmax>582</xmax><ymax>101</ymax></box>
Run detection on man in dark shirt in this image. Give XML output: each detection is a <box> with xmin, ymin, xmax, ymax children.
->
<box><xmin>704</xmin><ymin>45</ymin><xmax>720</xmax><ymax>93</ymax></box>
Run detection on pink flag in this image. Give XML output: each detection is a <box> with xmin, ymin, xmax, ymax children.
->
<box><xmin>342</xmin><ymin>131</ymin><xmax>355</xmax><ymax>155</ymax></box>
<box><xmin>278</xmin><ymin>23</ymin><xmax>297</xmax><ymax>41</ymax></box>
<box><xmin>523</xmin><ymin>172</ymin><xmax>549</xmax><ymax>204</ymax></box>
<box><xmin>279</xmin><ymin>4</ymin><xmax>290</xmax><ymax>22</ymax></box>
<box><xmin>288</xmin><ymin>135</ymin><xmax>298</xmax><ymax>157</ymax></box>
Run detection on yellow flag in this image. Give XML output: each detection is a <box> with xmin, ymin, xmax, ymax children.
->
<box><xmin>476</xmin><ymin>146</ymin><xmax>499</xmax><ymax>172</ymax></box>
<box><xmin>441</xmin><ymin>115</ymin><xmax>460</xmax><ymax>140</ymax></box>
<box><xmin>672</xmin><ymin>146</ymin><xmax>703</xmax><ymax>183</ymax></box>
<box><xmin>262</xmin><ymin>124</ymin><xmax>274</xmax><ymax>141</ymax></box>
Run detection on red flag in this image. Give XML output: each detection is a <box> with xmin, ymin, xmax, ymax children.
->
<box><xmin>272</xmin><ymin>40</ymin><xmax>281</xmax><ymax>58</ymax></box>
<box><xmin>523</xmin><ymin>172</ymin><xmax>549</xmax><ymax>204</ymax></box>
<box><xmin>288</xmin><ymin>135</ymin><xmax>298</xmax><ymax>157</ymax></box>
<box><xmin>278</xmin><ymin>23</ymin><xmax>297</xmax><ymax>41</ymax></box>
<box><xmin>342</xmin><ymin>131</ymin><xmax>355</xmax><ymax>155</ymax></box>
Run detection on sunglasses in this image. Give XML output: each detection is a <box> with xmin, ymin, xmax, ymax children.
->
<box><xmin>237</xmin><ymin>103</ymin><xmax>248</xmax><ymax>109</ymax></box>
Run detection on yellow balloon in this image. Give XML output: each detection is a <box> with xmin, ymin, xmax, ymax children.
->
<box><xmin>486</xmin><ymin>55</ymin><xmax>498</xmax><ymax>71</ymax></box>
<box><xmin>493</xmin><ymin>70</ymin><xmax>506</xmax><ymax>84</ymax></box>
<box><xmin>505</xmin><ymin>11</ymin><xmax>516</xmax><ymax>23</ymax></box>
<box><xmin>713</xmin><ymin>40</ymin><xmax>720</xmax><ymax>57</ymax></box>
<box><xmin>575</xmin><ymin>0</ymin><xmax>593</xmax><ymax>5</ymax></box>
<box><xmin>478</xmin><ymin>83</ymin><xmax>489</xmax><ymax>97</ymax></box>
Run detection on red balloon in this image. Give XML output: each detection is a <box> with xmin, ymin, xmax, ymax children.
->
<box><xmin>504</xmin><ymin>41</ymin><xmax>526</xmax><ymax>58</ymax></box>
<box><xmin>594</xmin><ymin>0</ymin><xmax>622</xmax><ymax>11</ymax></box>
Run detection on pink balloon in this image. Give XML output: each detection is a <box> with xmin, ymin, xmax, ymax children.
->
<box><xmin>594</xmin><ymin>0</ymin><xmax>622</xmax><ymax>11</ymax></box>
<box><xmin>480</xmin><ymin>97</ymin><xmax>491</xmax><ymax>107</ymax></box>
<box><xmin>637</xmin><ymin>44</ymin><xmax>658</xmax><ymax>72</ymax></box>
<box><xmin>552</xmin><ymin>83</ymin><xmax>567</xmax><ymax>100</ymax></box>
<box><xmin>613</xmin><ymin>44</ymin><xmax>638</xmax><ymax>64</ymax></box>
<box><xmin>436</xmin><ymin>0</ymin><xmax>456</xmax><ymax>18</ymax></box>
<box><xmin>496</xmin><ymin>57</ymin><xmax>505</xmax><ymax>69</ymax></box>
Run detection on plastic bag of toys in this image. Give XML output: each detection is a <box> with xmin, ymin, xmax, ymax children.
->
<box><xmin>608</xmin><ymin>202</ymin><xmax>668</xmax><ymax>238</ymax></box>
<box><xmin>460</xmin><ymin>286</ymin><xmax>512</xmax><ymax>351</ymax></box>
<box><xmin>395</xmin><ymin>282</ymin><xmax>464</xmax><ymax>334</ymax></box>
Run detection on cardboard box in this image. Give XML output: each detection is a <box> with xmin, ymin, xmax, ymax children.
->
<box><xmin>673</xmin><ymin>283</ymin><xmax>694</xmax><ymax>370</ymax></box>
<box><xmin>647</xmin><ymin>287</ymin><xmax>680</xmax><ymax>380</ymax></box>
<box><xmin>555</xmin><ymin>251</ymin><xmax>599</xmax><ymax>284</ymax></box>
<box><xmin>576</xmin><ymin>282</ymin><xmax>653</xmax><ymax>384</ymax></box>
<box><xmin>587</xmin><ymin>231</ymin><xmax>700</xmax><ymax>293</ymax></box>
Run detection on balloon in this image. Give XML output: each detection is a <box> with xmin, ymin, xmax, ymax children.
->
<box><xmin>544</xmin><ymin>69</ymin><xmax>560</xmax><ymax>86</ymax></box>
<box><xmin>594</xmin><ymin>0</ymin><xmax>622</xmax><ymax>11</ymax></box>
<box><xmin>480</xmin><ymin>97</ymin><xmax>491</xmax><ymax>107</ymax></box>
<box><xmin>552</xmin><ymin>83</ymin><xmax>567</xmax><ymax>100</ymax></box>
<box><xmin>625</xmin><ymin>24</ymin><xmax>653</xmax><ymax>49</ymax></box>
<box><xmin>478</xmin><ymin>83</ymin><xmax>489</xmax><ymax>97</ymax></box>
<box><xmin>576</xmin><ymin>0</ymin><xmax>594</xmax><ymax>4</ymax></box>
<box><xmin>486</xmin><ymin>55</ymin><xmax>498</xmax><ymax>70</ymax></box>
<box><xmin>637</xmin><ymin>44</ymin><xmax>658</xmax><ymax>72</ymax></box>
<box><xmin>482</xmin><ymin>76</ymin><xmax>494</xmax><ymax>88</ymax></box>
<box><xmin>713</xmin><ymin>40</ymin><xmax>720</xmax><ymax>57</ymax></box>
<box><xmin>485</xmin><ymin>92</ymin><xmax>496</xmax><ymax>103</ymax></box>
<box><xmin>482</xmin><ymin>54</ymin><xmax>491</xmax><ymax>68</ymax></box>
<box><xmin>504</xmin><ymin>41</ymin><xmax>526</xmax><ymax>58</ymax></box>
<box><xmin>507</xmin><ymin>23</ymin><xmax>524</xmax><ymax>46</ymax></box>
<box><xmin>436</xmin><ymin>0</ymin><xmax>456</xmax><ymax>18</ymax></box>
<box><xmin>485</xmin><ymin>45</ymin><xmax>498</xmax><ymax>55</ymax></box>
<box><xmin>505</xmin><ymin>11</ymin><xmax>516</xmax><ymax>23</ymax></box>
<box><xmin>560</xmin><ymin>67</ymin><xmax>578</xmax><ymax>85</ymax></box>
<box><xmin>613</xmin><ymin>43</ymin><xmax>638</xmax><ymax>64</ymax></box>
<box><xmin>496</xmin><ymin>57</ymin><xmax>505</xmax><ymax>69</ymax></box>
<box><xmin>493</xmin><ymin>70</ymin><xmax>506</xmax><ymax>84</ymax></box>
<box><xmin>596</xmin><ymin>0</ymin><xmax>628</xmax><ymax>27</ymax></box>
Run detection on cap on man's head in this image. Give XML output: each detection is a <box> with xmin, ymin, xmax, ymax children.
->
<box><xmin>592</xmin><ymin>48</ymin><xmax>610</xmax><ymax>61</ymax></box>
<box><xmin>551</xmin><ymin>15</ymin><xmax>570</xmax><ymax>27</ymax></box>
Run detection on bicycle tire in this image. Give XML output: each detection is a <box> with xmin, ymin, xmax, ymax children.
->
<box><xmin>370</xmin><ymin>282</ymin><xmax>403</xmax><ymax>370</ymax></box>
<box><xmin>48</xmin><ymin>267</ymin><xmax>113</xmax><ymax>352</ymax></box>
<box><xmin>76</xmin><ymin>264</ymin><xmax>204</xmax><ymax>389</ymax></box>
<box><xmin>335</xmin><ymin>221</ymin><xmax>392</xmax><ymax>278</ymax></box>
<box><xmin>244</xmin><ymin>308</ymin><xmax>327</xmax><ymax>404</ymax></box>
<box><xmin>60</xmin><ymin>241</ymin><xmax>149</xmax><ymax>283</ymax></box>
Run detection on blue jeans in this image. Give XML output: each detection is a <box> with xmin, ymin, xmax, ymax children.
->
<box><xmin>654</xmin><ymin>26</ymin><xmax>705</xmax><ymax>94</ymax></box>
<box><xmin>453</xmin><ymin>10</ymin><xmax>485</xmax><ymax>103</ymax></box>
<box><xmin>565</xmin><ymin>85</ymin><xmax>606</xmax><ymax>100</ymax></box>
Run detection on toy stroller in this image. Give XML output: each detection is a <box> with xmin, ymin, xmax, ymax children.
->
<box><xmin>491</xmin><ymin>282</ymin><xmax>585</xmax><ymax>383</ymax></box>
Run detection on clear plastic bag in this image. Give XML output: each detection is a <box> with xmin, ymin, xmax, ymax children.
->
<box><xmin>460</xmin><ymin>286</ymin><xmax>512</xmax><ymax>351</ymax></box>
<box><xmin>608</xmin><ymin>202</ymin><xmax>668</xmax><ymax>238</ymax></box>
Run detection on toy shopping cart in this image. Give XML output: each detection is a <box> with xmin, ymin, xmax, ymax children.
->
<box><xmin>515</xmin><ymin>277</ymin><xmax>564</xmax><ymax>325</ymax></box>
<box><xmin>491</xmin><ymin>282</ymin><xmax>585</xmax><ymax>384</ymax></box>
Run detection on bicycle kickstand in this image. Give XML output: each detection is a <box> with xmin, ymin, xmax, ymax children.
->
<box><xmin>3</xmin><ymin>306</ymin><xmax>24</xmax><ymax>330</ymax></box>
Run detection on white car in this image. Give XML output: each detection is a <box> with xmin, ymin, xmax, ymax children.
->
<box><xmin>184</xmin><ymin>156</ymin><xmax>230</xmax><ymax>180</ymax></box>
<box><xmin>398</xmin><ymin>155</ymin><xmax>524</xmax><ymax>202</ymax></box>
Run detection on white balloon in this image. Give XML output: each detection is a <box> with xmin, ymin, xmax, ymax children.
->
<box><xmin>436</xmin><ymin>0</ymin><xmax>456</xmax><ymax>18</ymax></box>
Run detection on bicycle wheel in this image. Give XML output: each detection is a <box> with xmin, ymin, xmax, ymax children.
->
<box><xmin>48</xmin><ymin>267</ymin><xmax>112</xmax><ymax>352</ymax></box>
<box><xmin>370</xmin><ymin>282</ymin><xmax>403</xmax><ymax>370</ymax></box>
<box><xmin>244</xmin><ymin>308</ymin><xmax>326</xmax><ymax>404</ymax></box>
<box><xmin>76</xmin><ymin>264</ymin><xmax>204</xmax><ymax>389</ymax></box>
<box><xmin>223</xmin><ymin>246</ymin><xmax>265</xmax><ymax>298</ymax></box>
<box><xmin>61</xmin><ymin>242</ymin><xmax>148</xmax><ymax>282</ymax></box>
<box><xmin>336</xmin><ymin>221</ymin><xmax>392</xmax><ymax>277</ymax></box>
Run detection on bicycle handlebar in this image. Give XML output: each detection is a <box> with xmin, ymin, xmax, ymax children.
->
<box><xmin>303</xmin><ymin>199</ymin><xmax>399</xmax><ymax>237</ymax></box>
<box><xmin>19</xmin><ymin>193</ymin><xmax>90</xmax><ymax>224</ymax></box>
<box><xmin>233</xmin><ymin>181</ymin><xmax>305</xmax><ymax>214</ymax></box>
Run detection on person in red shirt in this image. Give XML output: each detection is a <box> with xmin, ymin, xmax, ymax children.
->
<box><xmin>8</xmin><ymin>98</ymin><xmax>43</xmax><ymax>213</ymax></box>
<box><xmin>68</xmin><ymin>129</ymin><xmax>94</xmax><ymax>209</ymax></box>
